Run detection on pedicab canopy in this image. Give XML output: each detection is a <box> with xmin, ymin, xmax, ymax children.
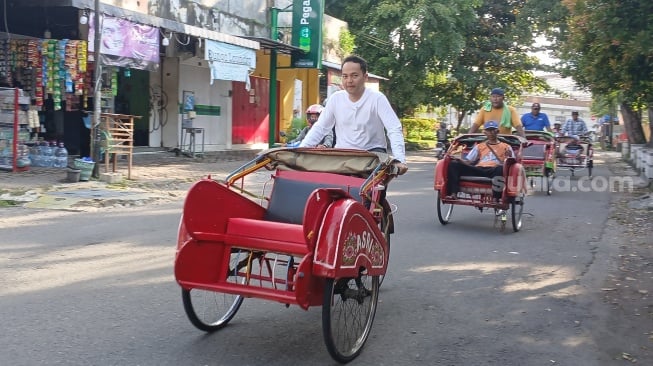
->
<box><xmin>258</xmin><ymin>147</ymin><xmax>394</xmax><ymax>178</ymax></box>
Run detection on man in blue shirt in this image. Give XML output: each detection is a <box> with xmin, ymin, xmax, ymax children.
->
<box><xmin>520</xmin><ymin>103</ymin><xmax>552</xmax><ymax>132</ymax></box>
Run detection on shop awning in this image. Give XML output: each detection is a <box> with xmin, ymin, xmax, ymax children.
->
<box><xmin>240</xmin><ymin>36</ymin><xmax>304</xmax><ymax>55</ymax></box>
<box><xmin>19</xmin><ymin>0</ymin><xmax>259</xmax><ymax>50</ymax></box>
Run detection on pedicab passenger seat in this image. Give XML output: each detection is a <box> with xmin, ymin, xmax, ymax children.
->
<box><xmin>263</xmin><ymin>170</ymin><xmax>365</xmax><ymax>225</ymax></box>
<box><xmin>522</xmin><ymin>144</ymin><xmax>547</xmax><ymax>160</ymax></box>
<box><xmin>224</xmin><ymin>148</ymin><xmax>380</xmax><ymax>255</ymax></box>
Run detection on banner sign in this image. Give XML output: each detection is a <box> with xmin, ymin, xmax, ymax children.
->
<box><xmin>88</xmin><ymin>13</ymin><xmax>160</xmax><ymax>71</ymax></box>
<box><xmin>204</xmin><ymin>40</ymin><xmax>256</xmax><ymax>85</ymax></box>
<box><xmin>291</xmin><ymin>0</ymin><xmax>323</xmax><ymax>68</ymax></box>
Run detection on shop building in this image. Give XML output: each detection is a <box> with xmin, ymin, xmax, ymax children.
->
<box><xmin>0</xmin><ymin>0</ymin><xmax>328</xmax><ymax>157</ymax></box>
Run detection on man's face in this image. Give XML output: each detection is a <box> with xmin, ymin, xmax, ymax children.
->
<box><xmin>341</xmin><ymin>61</ymin><xmax>367</xmax><ymax>97</ymax></box>
<box><xmin>490</xmin><ymin>94</ymin><xmax>504</xmax><ymax>108</ymax></box>
<box><xmin>484</xmin><ymin>128</ymin><xmax>499</xmax><ymax>138</ymax></box>
<box><xmin>572</xmin><ymin>113</ymin><xmax>579</xmax><ymax>120</ymax></box>
<box><xmin>531</xmin><ymin>104</ymin><xmax>540</xmax><ymax>115</ymax></box>
<box><xmin>306</xmin><ymin>113</ymin><xmax>319</xmax><ymax>125</ymax></box>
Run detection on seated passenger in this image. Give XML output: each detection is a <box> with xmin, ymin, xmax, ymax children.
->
<box><xmin>446</xmin><ymin>120</ymin><xmax>515</xmax><ymax>201</ymax></box>
<box><xmin>562</xmin><ymin>135</ymin><xmax>583</xmax><ymax>161</ymax></box>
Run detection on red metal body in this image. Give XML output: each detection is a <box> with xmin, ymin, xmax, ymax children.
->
<box><xmin>175</xmin><ymin>148</ymin><xmax>395</xmax><ymax>310</ymax></box>
<box><xmin>555</xmin><ymin>135</ymin><xmax>594</xmax><ymax>175</ymax></box>
<box><xmin>434</xmin><ymin>134</ymin><xmax>528</xmax><ymax>211</ymax></box>
<box><xmin>521</xmin><ymin>131</ymin><xmax>556</xmax><ymax>178</ymax></box>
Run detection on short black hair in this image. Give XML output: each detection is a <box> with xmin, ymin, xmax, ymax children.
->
<box><xmin>342</xmin><ymin>55</ymin><xmax>368</xmax><ymax>74</ymax></box>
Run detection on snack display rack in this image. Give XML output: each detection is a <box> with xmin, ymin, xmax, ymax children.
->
<box><xmin>0</xmin><ymin>87</ymin><xmax>30</xmax><ymax>172</ymax></box>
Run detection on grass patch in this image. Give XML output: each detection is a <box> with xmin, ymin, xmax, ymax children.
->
<box><xmin>0</xmin><ymin>199</ymin><xmax>19</xmax><ymax>207</ymax></box>
<box><xmin>405</xmin><ymin>139</ymin><xmax>436</xmax><ymax>151</ymax></box>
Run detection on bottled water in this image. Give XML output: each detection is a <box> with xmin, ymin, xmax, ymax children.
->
<box><xmin>29</xmin><ymin>145</ymin><xmax>41</xmax><ymax>167</ymax></box>
<box><xmin>42</xmin><ymin>141</ymin><xmax>54</xmax><ymax>168</ymax></box>
<box><xmin>54</xmin><ymin>142</ymin><xmax>68</xmax><ymax>168</ymax></box>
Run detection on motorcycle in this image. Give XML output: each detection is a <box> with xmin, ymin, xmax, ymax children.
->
<box><xmin>435</xmin><ymin>140</ymin><xmax>450</xmax><ymax>159</ymax></box>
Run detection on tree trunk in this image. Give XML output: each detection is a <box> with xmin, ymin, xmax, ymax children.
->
<box><xmin>455</xmin><ymin>110</ymin><xmax>465</xmax><ymax>134</ymax></box>
<box><xmin>620</xmin><ymin>102</ymin><xmax>647</xmax><ymax>144</ymax></box>
<box><xmin>647</xmin><ymin>107</ymin><xmax>653</xmax><ymax>147</ymax></box>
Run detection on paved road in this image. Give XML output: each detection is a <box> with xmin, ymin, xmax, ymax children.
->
<box><xmin>0</xmin><ymin>151</ymin><xmax>644</xmax><ymax>365</ymax></box>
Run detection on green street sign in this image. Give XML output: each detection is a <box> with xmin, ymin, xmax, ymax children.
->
<box><xmin>291</xmin><ymin>0</ymin><xmax>323</xmax><ymax>68</ymax></box>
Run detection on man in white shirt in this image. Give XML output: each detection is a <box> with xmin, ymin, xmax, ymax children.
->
<box><xmin>299</xmin><ymin>55</ymin><xmax>408</xmax><ymax>175</ymax></box>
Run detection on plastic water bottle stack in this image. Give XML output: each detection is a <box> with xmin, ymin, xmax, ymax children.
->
<box><xmin>54</xmin><ymin>142</ymin><xmax>68</xmax><ymax>168</ymax></box>
<box><xmin>41</xmin><ymin>141</ymin><xmax>54</xmax><ymax>167</ymax></box>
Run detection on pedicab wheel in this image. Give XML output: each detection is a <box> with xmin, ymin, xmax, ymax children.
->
<box><xmin>587</xmin><ymin>160</ymin><xmax>593</xmax><ymax>177</ymax></box>
<box><xmin>436</xmin><ymin>190</ymin><xmax>454</xmax><ymax>225</ymax></box>
<box><xmin>545</xmin><ymin>169</ymin><xmax>554</xmax><ymax>196</ymax></box>
<box><xmin>322</xmin><ymin>273</ymin><xmax>380</xmax><ymax>363</ymax></box>
<box><xmin>511</xmin><ymin>197</ymin><xmax>524</xmax><ymax>232</ymax></box>
<box><xmin>378</xmin><ymin>213</ymin><xmax>392</xmax><ymax>287</ymax></box>
<box><xmin>182</xmin><ymin>288</ymin><xmax>243</xmax><ymax>331</ymax></box>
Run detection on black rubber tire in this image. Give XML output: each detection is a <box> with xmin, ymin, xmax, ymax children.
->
<box><xmin>511</xmin><ymin>197</ymin><xmax>524</xmax><ymax>232</ymax></box>
<box><xmin>378</xmin><ymin>213</ymin><xmax>392</xmax><ymax>287</ymax></box>
<box><xmin>545</xmin><ymin>169</ymin><xmax>554</xmax><ymax>196</ymax></box>
<box><xmin>322</xmin><ymin>274</ymin><xmax>379</xmax><ymax>363</ymax></box>
<box><xmin>436</xmin><ymin>190</ymin><xmax>454</xmax><ymax>225</ymax></box>
<box><xmin>181</xmin><ymin>288</ymin><xmax>243</xmax><ymax>332</ymax></box>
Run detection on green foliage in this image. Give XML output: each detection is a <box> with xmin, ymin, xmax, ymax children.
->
<box><xmin>285</xmin><ymin>118</ymin><xmax>306</xmax><ymax>142</ymax></box>
<box><xmin>401</xmin><ymin>117</ymin><xmax>437</xmax><ymax>140</ymax></box>
<box><xmin>557</xmin><ymin>0</ymin><xmax>652</xmax><ymax>143</ymax></box>
<box><xmin>338</xmin><ymin>29</ymin><xmax>356</xmax><ymax>58</ymax></box>
<box><xmin>325</xmin><ymin>0</ymin><xmax>563</xmax><ymax>120</ymax></box>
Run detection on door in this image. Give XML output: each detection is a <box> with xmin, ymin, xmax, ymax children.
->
<box><xmin>231</xmin><ymin>76</ymin><xmax>279</xmax><ymax>144</ymax></box>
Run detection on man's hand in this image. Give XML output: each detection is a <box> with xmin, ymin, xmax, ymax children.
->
<box><xmin>396</xmin><ymin>162</ymin><xmax>408</xmax><ymax>175</ymax></box>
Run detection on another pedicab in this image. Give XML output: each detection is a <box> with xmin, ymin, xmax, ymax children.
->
<box><xmin>433</xmin><ymin>134</ymin><xmax>529</xmax><ymax>232</ymax></box>
<box><xmin>174</xmin><ymin>147</ymin><xmax>399</xmax><ymax>363</ymax></box>
<box><xmin>555</xmin><ymin>134</ymin><xmax>594</xmax><ymax>177</ymax></box>
<box><xmin>521</xmin><ymin>130</ymin><xmax>556</xmax><ymax>195</ymax></box>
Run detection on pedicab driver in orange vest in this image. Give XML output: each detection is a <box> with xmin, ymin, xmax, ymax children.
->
<box><xmin>470</xmin><ymin>88</ymin><xmax>526</xmax><ymax>137</ymax></box>
<box><xmin>446</xmin><ymin>120</ymin><xmax>515</xmax><ymax>202</ymax></box>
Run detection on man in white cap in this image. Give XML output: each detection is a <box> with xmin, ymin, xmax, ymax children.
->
<box><xmin>470</xmin><ymin>88</ymin><xmax>525</xmax><ymax>137</ymax></box>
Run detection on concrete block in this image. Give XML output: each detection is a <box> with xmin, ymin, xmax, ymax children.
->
<box><xmin>646</xmin><ymin>164</ymin><xmax>653</xmax><ymax>179</ymax></box>
<box><xmin>100</xmin><ymin>172</ymin><xmax>123</xmax><ymax>184</ymax></box>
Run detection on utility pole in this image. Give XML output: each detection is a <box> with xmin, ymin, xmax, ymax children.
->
<box><xmin>91</xmin><ymin>0</ymin><xmax>102</xmax><ymax>177</ymax></box>
<box><xmin>268</xmin><ymin>4</ymin><xmax>293</xmax><ymax>148</ymax></box>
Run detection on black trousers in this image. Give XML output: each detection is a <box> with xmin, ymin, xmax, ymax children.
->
<box><xmin>446</xmin><ymin>161</ymin><xmax>504</xmax><ymax>199</ymax></box>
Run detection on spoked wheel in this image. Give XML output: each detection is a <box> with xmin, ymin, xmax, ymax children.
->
<box><xmin>436</xmin><ymin>190</ymin><xmax>454</xmax><ymax>225</ymax></box>
<box><xmin>587</xmin><ymin>160</ymin><xmax>593</xmax><ymax>177</ymax></box>
<box><xmin>182</xmin><ymin>288</ymin><xmax>243</xmax><ymax>332</ymax></box>
<box><xmin>181</xmin><ymin>250</ymin><xmax>247</xmax><ymax>331</ymax></box>
<box><xmin>322</xmin><ymin>271</ymin><xmax>380</xmax><ymax>363</ymax></box>
<box><xmin>494</xmin><ymin>208</ymin><xmax>507</xmax><ymax>232</ymax></box>
<box><xmin>511</xmin><ymin>196</ymin><xmax>524</xmax><ymax>232</ymax></box>
<box><xmin>545</xmin><ymin>169</ymin><xmax>554</xmax><ymax>196</ymax></box>
<box><xmin>378</xmin><ymin>213</ymin><xmax>392</xmax><ymax>287</ymax></box>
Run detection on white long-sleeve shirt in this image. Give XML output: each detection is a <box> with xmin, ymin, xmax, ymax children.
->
<box><xmin>299</xmin><ymin>88</ymin><xmax>406</xmax><ymax>163</ymax></box>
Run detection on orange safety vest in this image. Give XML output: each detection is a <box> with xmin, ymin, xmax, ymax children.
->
<box><xmin>474</xmin><ymin>142</ymin><xmax>512</xmax><ymax>167</ymax></box>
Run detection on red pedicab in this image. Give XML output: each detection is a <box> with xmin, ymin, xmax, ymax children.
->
<box><xmin>521</xmin><ymin>130</ymin><xmax>557</xmax><ymax>195</ymax></box>
<box><xmin>174</xmin><ymin>147</ymin><xmax>399</xmax><ymax>363</ymax></box>
<box><xmin>555</xmin><ymin>135</ymin><xmax>594</xmax><ymax>177</ymax></box>
<box><xmin>433</xmin><ymin>134</ymin><xmax>529</xmax><ymax>232</ymax></box>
